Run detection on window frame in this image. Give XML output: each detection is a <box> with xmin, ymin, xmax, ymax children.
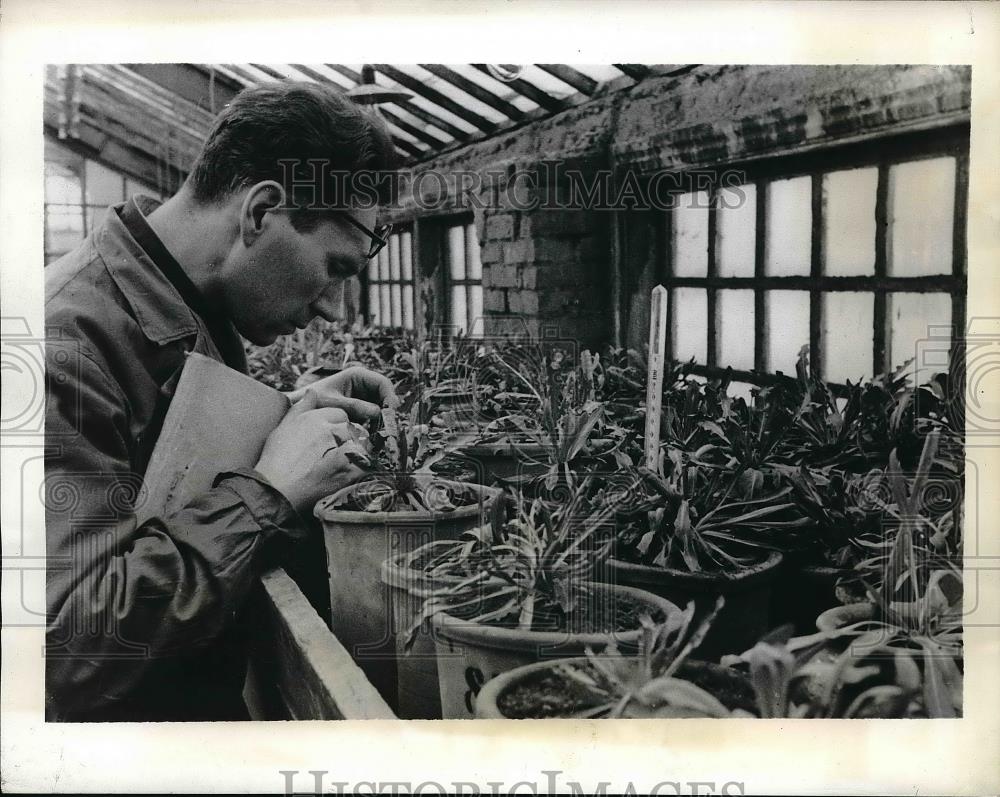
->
<box><xmin>445</xmin><ymin>219</ymin><xmax>484</xmax><ymax>338</ymax></box>
<box><xmin>363</xmin><ymin>224</ymin><xmax>416</xmax><ymax>330</ymax></box>
<box><xmin>646</xmin><ymin>124</ymin><xmax>968</xmax><ymax>388</ymax></box>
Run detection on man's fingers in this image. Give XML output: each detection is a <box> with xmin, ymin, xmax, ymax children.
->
<box><xmin>285</xmin><ymin>388</ymin><xmax>318</xmax><ymax>416</ymax></box>
<box><xmin>335</xmin><ymin>367</ymin><xmax>399</xmax><ymax>408</ymax></box>
<box><xmin>315</xmin><ymin>392</ymin><xmax>381</xmax><ymax>422</ymax></box>
<box><xmin>312</xmin><ymin>407</ymin><xmax>350</xmax><ymax>425</ymax></box>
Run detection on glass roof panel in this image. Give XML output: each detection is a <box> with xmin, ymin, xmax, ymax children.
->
<box><xmin>403</xmin><ymin>65</ymin><xmax>508</xmax><ymax>125</ymax></box>
<box><xmin>570</xmin><ymin>64</ymin><xmax>626</xmax><ymax>84</ymax></box>
<box><xmin>373</xmin><ymin>73</ymin><xmax>478</xmax><ymax>135</ymax></box>
<box><xmin>515</xmin><ymin>65</ymin><xmax>578</xmax><ymax>98</ymax></box>
<box><xmin>444</xmin><ymin>64</ymin><xmax>538</xmax><ymax>112</ymax></box>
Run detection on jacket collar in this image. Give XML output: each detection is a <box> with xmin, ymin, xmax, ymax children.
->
<box><xmin>95</xmin><ymin>197</ymin><xmax>201</xmax><ymax>345</ymax></box>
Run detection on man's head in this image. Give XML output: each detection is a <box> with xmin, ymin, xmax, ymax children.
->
<box><xmin>183</xmin><ymin>81</ymin><xmax>397</xmax><ymax>345</ymax></box>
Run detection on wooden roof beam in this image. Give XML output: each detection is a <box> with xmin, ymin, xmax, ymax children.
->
<box><xmin>613</xmin><ymin>64</ymin><xmax>651</xmax><ymax>82</ymax></box>
<box><xmin>380</xmin><ymin>109</ymin><xmax>449</xmax><ymax>151</ymax></box>
<box><xmin>390</xmin><ymin>134</ymin><xmax>424</xmax><ymax>160</ymax></box>
<box><xmin>417</xmin><ymin>64</ymin><xmax>525</xmax><ymax>121</ymax></box>
<box><xmin>323</xmin><ymin>63</ymin><xmax>470</xmax><ymax>143</ymax></box>
<box><xmin>469</xmin><ymin>64</ymin><xmax>565</xmax><ymax>113</ymax></box>
<box><xmin>373</xmin><ymin>64</ymin><xmax>497</xmax><ymax>134</ymax></box>
<box><xmin>534</xmin><ymin>64</ymin><xmax>598</xmax><ymax>96</ymax></box>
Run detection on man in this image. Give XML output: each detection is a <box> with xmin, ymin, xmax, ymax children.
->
<box><xmin>44</xmin><ymin>81</ymin><xmax>398</xmax><ymax>721</ymax></box>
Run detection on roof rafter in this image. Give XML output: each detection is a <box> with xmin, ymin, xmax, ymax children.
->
<box><xmin>417</xmin><ymin>64</ymin><xmax>525</xmax><ymax>121</ymax></box>
<box><xmin>535</xmin><ymin>64</ymin><xmax>598</xmax><ymax>96</ymax></box>
<box><xmin>469</xmin><ymin>64</ymin><xmax>565</xmax><ymax>113</ymax></box>
<box><xmin>613</xmin><ymin>64</ymin><xmax>651</xmax><ymax>82</ymax></box>
<box><xmin>373</xmin><ymin>64</ymin><xmax>497</xmax><ymax>134</ymax></box>
<box><xmin>323</xmin><ymin>63</ymin><xmax>471</xmax><ymax>143</ymax></box>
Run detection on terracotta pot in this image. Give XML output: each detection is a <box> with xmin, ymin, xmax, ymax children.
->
<box><xmin>314</xmin><ymin>478</ymin><xmax>499</xmax><ymax>707</ymax></box>
<box><xmin>474</xmin><ymin>656</ymin><xmax>756</xmax><ymax>719</ymax></box>
<box><xmin>602</xmin><ymin>552</ymin><xmax>784</xmax><ymax>660</ymax></box>
<box><xmin>379</xmin><ymin>555</ymin><xmax>503</xmax><ymax>720</ymax></box>
<box><xmin>429</xmin><ymin>582</ymin><xmax>680</xmax><ymax>719</ymax></box>
<box><xmin>459</xmin><ymin>443</ymin><xmax>550</xmax><ymax>482</ymax></box>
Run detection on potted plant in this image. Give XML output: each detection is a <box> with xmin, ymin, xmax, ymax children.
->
<box><xmin>453</xmin><ymin>348</ymin><xmax>632</xmax><ymax>496</ymax></box>
<box><xmin>402</xmin><ymin>481</ymin><xmax>680</xmax><ymax>718</ymax></box>
<box><xmin>314</xmin><ymin>394</ymin><xmax>499</xmax><ymax>706</ymax></box>
<box><xmin>475</xmin><ymin>597</ymin><xmax>759</xmax><ymax>719</ymax></box>
<box><xmin>605</xmin><ymin>450</ymin><xmax>808</xmax><ymax>659</ymax></box>
<box><xmin>806</xmin><ymin>432</ymin><xmax>963</xmax><ymax>717</ymax></box>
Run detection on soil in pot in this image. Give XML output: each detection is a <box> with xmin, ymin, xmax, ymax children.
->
<box><xmin>314</xmin><ymin>478</ymin><xmax>498</xmax><ymax>709</ymax></box>
<box><xmin>430</xmin><ymin>583</ymin><xmax>678</xmax><ymax>719</ymax></box>
<box><xmin>485</xmin><ymin>658</ymin><xmax>756</xmax><ymax>719</ymax></box>
<box><xmin>602</xmin><ymin>551</ymin><xmax>784</xmax><ymax>661</ymax></box>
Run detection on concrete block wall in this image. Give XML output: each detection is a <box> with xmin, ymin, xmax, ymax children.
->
<box><xmin>384</xmin><ymin>65</ymin><xmax>970</xmax><ymax>347</ymax></box>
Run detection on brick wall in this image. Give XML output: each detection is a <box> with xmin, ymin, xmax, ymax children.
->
<box><xmin>383</xmin><ymin>65</ymin><xmax>970</xmax><ymax>347</ymax></box>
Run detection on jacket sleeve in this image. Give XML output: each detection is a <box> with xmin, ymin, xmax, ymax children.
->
<box><xmin>44</xmin><ymin>339</ymin><xmax>306</xmax><ymax>716</ymax></box>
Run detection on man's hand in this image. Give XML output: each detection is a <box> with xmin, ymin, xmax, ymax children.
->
<box><xmin>286</xmin><ymin>366</ymin><xmax>398</xmax><ymax>422</ymax></box>
<box><xmin>255</xmin><ymin>391</ymin><xmax>369</xmax><ymax>513</ymax></box>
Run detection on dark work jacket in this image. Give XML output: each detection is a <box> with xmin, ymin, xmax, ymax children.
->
<box><xmin>44</xmin><ymin>197</ymin><xmax>305</xmax><ymax>721</ymax></box>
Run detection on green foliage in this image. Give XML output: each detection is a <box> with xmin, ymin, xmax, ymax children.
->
<box><xmin>401</xmin><ymin>478</ymin><xmax>638</xmax><ymax>644</ymax></box>
<box><xmin>553</xmin><ymin>597</ymin><xmax>735</xmax><ymax>718</ymax></box>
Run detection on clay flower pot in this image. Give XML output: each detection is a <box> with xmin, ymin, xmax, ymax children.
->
<box><xmin>314</xmin><ymin>477</ymin><xmax>499</xmax><ymax>706</ymax></box>
<box><xmin>602</xmin><ymin>552</ymin><xmax>784</xmax><ymax>660</ymax></box>
<box><xmin>474</xmin><ymin>656</ymin><xmax>756</xmax><ymax>719</ymax></box>
<box><xmin>428</xmin><ymin>582</ymin><xmax>680</xmax><ymax>719</ymax></box>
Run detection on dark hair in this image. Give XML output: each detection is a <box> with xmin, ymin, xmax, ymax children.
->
<box><xmin>186</xmin><ymin>81</ymin><xmax>398</xmax><ymax>230</ymax></box>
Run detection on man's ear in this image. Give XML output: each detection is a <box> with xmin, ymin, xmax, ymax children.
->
<box><xmin>239</xmin><ymin>181</ymin><xmax>287</xmax><ymax>247</ymax></box>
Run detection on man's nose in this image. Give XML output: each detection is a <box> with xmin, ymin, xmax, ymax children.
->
<box><xmin>313</xmin><ymin>282</ymin><xmax>344</xmax><ymax>322</ymax></box>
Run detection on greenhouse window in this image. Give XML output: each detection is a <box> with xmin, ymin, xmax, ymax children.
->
<box><xmin>44</xmin><ymin>137</ymin><xmax>163</xmax><ymax>266</ymax></box>
<box><xmin>367</xmin><ymin>227</ymin><xmax>415</xmax><ymax>329</ymax></box>
<box><xmin>445</xmin><ymin>221</ymin><xmax>484</xmax><ymax>337</ymax></box>
<box><xmin>657</xmin><ymin>126</ymin><xmax>967</xmax><ymax>386</ymax></box>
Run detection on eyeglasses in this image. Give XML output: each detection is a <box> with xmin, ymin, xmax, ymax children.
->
<box><xmin>341</xmin><ymin>215</ymin><xmax>393</xmax><ymax>260</ymax></box>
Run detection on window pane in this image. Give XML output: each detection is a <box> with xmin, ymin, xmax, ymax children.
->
<box><xmin>728</xmin><ymin>381</ymin><xmax>755</xmax><ymax>403</ymax></box>
<box><xmin>401</xmin><ymin>231</ymin><xmax>413</xmax><ymax>281</ymax></box>
<box><xmin>672</xmin><ymin>190</ymin><xmax>709</xmax><ymax>277</ymax></box>
<box><xmin>391</xmin><ymin>284</ymin><xmax>402</xmax><ymax>327</ymax></box>
<box><xmin>378</xmin><ymin>247</ymin><xmax>391</xmax><ymax>281</ymax></box>
<box><xmin>451</xmin><ymin>285</ymin><xmax>468</xmax><ymax>334</ymax></box>
<box><xmin>469</xmin><ymin>284</ymin><xmax>484</xmax><ymax>337</ymax></box>
<box><xmin>766</xmin><ymin>291</ymin><xmax>810</xmax><ymax>375</ymax></box>
<box><xmin>45</xmin><ymin>206</ymin><xmax>84</xmax><ymax>257</ymax></box>
<box><xmin>716</xmin><ymin>184</ymin><xmax>756</xmax><ymax>278</ymax></box>
<box><xmin>380</xmin><ymin>285</ymin><xmax>391</xmax><ymax>327</ymax></box>
<box><xmin>824</xmin><ymin>167</ymin><xmax>877</xmax><ymax>276</ymax></box>
<box><xmin>672</xmin><ymin>287</ymin><xmax>707</xmax><ymax>364</ymax></box>
<box><xmin>402</xmin><ymin>285</ymin><xmax>414</xmax><ymax>330</ymax></box>
<box><xmin>125</xmin><ymin>178</ymin><xmax>154</xmax><ymax>199</ymax></box>
<box><xmin>717</xmin><ymin>289</ymin><xmax>755</xmax><ymax>370</ymax></box>
<box><xmin>85</xmin><ymin>160</ymin><xmax>125</xmax><ymax>206</ymax></box>
<box><xmin>888</xmin><ymin>292</ymin><xmax>951</xmax><ymax>384</ymax></box>
<box><xmin>766</xmin><ymin>176</ymin><xmax>811</xmax><ymax>276</ymax></box>
<box><xmin>389</xmin><ymin>234</ymin><xmax>401</xmax><ymax>281</ymax></box>
<box><xmin>466</xmin><ymin>223</ymin><xmax>482</xmax><ymax>280</ymax></box>
<box><xmin>368</xmin><ymin>284</ymin><xmax>381</xmax><ymax>326</ymax></box>
<box><xmin>45</xmin><ymin>162</ymin><xmax>83</xmax><ymax>205</ymax></box>
<box><xmin>448</xmin><ymin>225</ymin><xmax>467</xmax><ymax>280</ymax></box>
<box><xmin>822</xmin><ymin>292</ymin><xmax>874</xmax><ymax>383</ymax></box>
<box><xmin>888</xmin><ymin>157</ymin><xmax>955</xmax><ymax>276</ymax></box>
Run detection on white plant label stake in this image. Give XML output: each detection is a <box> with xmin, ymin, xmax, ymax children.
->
<box><xmin>644</xmin><ymin>285</ymin><xmax>668</xmax><ymax>471</ymax></box>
